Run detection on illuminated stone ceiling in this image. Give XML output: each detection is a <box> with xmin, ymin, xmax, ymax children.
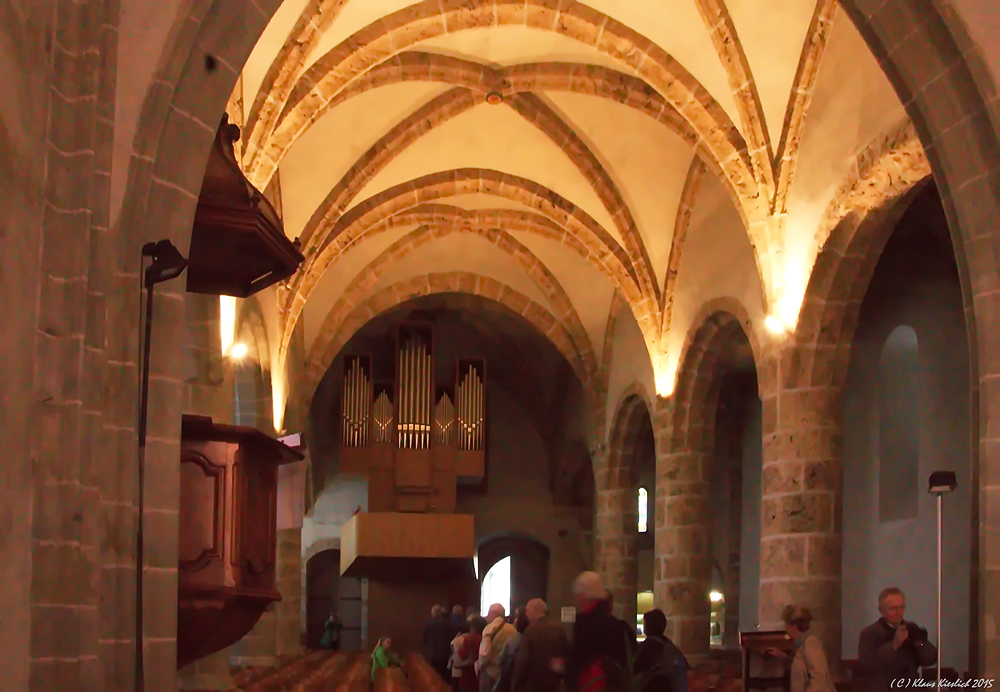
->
<box><xmin>227</xmin><ymin>0</ymin><xmax>923</xmax><ymax>400</ymax></box>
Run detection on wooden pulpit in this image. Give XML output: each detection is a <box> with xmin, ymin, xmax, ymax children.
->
<box><xmin>176</xmin><ymin>415</ymin><xmax>304</xmax><ymax>669</ymax></box>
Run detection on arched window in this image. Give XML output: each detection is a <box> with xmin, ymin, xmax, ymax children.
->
<box><xmin>638</xmin><ymin>487</ymin><xmax>648</xmax><ymax>533</ymax></box>
<box><xmin>481</xmin><ymin>556</ymin><xmax>511</xmax><ymax>616</ymax></box>
<box><xmin>878</xmin><ymin>325</ymin><xmax>920</xmax><ymax>522</ymax></box>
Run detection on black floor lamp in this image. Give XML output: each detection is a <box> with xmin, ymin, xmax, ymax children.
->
<box><xmin>136</xmin><ymin>240</ymin><xmax>188</xmax><ymax>692</ymax></box>
<box><xmin>928</xmin><ymin>470</ymin><xmax>957</xmax><ymax>692</ymax></box>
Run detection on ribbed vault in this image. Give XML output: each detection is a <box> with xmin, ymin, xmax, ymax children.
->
<box><xmin>228</xmin><ymin>0</ymin><xmax>918</xmax><ymax>415</ymax></box>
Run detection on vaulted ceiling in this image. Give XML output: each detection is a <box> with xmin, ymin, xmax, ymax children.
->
<box><xmin>229</xmin><ymin>0</ymin><xmax>908</xmax><ymax>400</ymax></box>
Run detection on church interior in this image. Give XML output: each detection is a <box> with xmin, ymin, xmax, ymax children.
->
<box><xmin>3</xmin><ymin>0</ymin><xmax>1000</xmax><ymax>690</ymax></box>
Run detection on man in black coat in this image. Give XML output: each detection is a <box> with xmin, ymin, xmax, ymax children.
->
<box><xmin>424</xmin><ymin>605</ymin><xmax>459</xmax><ymax>682</ymax></box>
<box><xmin>633</xmin><ymin>609</ymin><xmax>688</xmax><ymax>692</ymax></box>
<box><xmin>857</xmin><ymin>587</ymin><xmax>937</xmax><ymax>692</ymax></box>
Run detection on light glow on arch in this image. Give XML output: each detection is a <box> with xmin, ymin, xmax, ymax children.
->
<box><xmin>652</xmin><ymin>351</ymin><xmax>679</xmax><ymax>398</ymax></box>
<box><xmin>220</xmin><ymin>296</ymin><xmax>238</xmax><ymax>355</ymax></box>
<box><xmin>271</xmin><ymin>364</ymin><xmax>287</xmax><ymax>434</ymax></box>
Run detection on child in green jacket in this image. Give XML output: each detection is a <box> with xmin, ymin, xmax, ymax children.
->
<box><xmin>371</xmin><ymin>636</ymin><xmax>403</xmax><ymax>681</ymax></box>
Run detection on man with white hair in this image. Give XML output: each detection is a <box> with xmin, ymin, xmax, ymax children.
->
<box><xmin>478</xmin><ymin>603</ymin><xmax>516</xmax><ymax>692</ymax></box>
<box><xmin>512</xmin><ymin>598</ymin><xmax>571</xmax><ymax>692</ymax></box>
<box><xmin>568</xmin><ymin>572</ymin><xmax>629</xmax><ymax>692</ymax></box>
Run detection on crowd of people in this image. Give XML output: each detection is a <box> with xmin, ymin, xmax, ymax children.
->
<box><xmin>359</xmin><ymin>573</ymin><xmax>938</xmax><ymax>692</ymax></box>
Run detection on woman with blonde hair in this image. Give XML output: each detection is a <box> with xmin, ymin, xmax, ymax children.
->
<box><xmin>766</xmin><ymin>606</ymin><xmax>836</xmax><ymax>692</ymax></box>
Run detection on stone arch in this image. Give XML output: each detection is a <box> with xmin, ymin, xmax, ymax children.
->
<box><xmin>597</xmin><ymin>385</ymin><xmax>655</xmax><ymax>626</ymax></box>
<box><xmin>304</xmin><ymin>224</ymin><xmax>597</xmax><ymax>380</ymax></box>
<box><xmin>303</xmin><ymin>272</ymin><xmax>599</xmax><ymax>407</ymax></box>
<box><xmin>658</xmin><ymin>297</ymin><xmax>760</xmax><ymax>658</ymax></box>
<box><xmin>792</xmin><ymin>119</ymin><xmax>932</xmax><ymax>393</ymax></box>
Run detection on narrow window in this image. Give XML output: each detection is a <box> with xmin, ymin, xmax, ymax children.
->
<box><xmin>638</xmin><ymin>487</ymin><xmax>648</xmax><ymax>533</ymax></box>
<box><xmin>878</xmin><ymin>325</ymin><xmax>920</xmax><ymax>522</ymax></box>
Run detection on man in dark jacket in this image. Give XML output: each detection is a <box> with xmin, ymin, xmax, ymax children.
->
<box><xmin>633</xmin><ymin>609</ymin><xmax>688</xmax><ymax>692</ymax></box>
<box><xmin>512</xmin><ymin>599</ymin><xmax>571</xmax><ymax>692</ymax></box>
<box><xmin>857</xmin><ymin>587</ymin><xmax>937</xmax><ymax>692</ymax></box>
<box><xmin>568</xmin><ymin>572</ymin><xmax>630</xmax><ymax>692</ymax></box>
<box><xmin>425</xmin><ymin>605</ymin><xmax>459</xmax><ymax>682</ymax></box>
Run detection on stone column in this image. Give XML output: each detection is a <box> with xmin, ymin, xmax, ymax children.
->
<box><xmin>724</xmin><ymin>459</ymin><xmax>743</xmax><ymax>649</ymax></box>
<box><xmin>275</xmin><ymin>529</ymin><xmax>304</xmax><ymax>657</ymax></box>
<box><xmin>653</xmin><ymin>401</ymin><xmax>712</xmax><ymax>661</ymax></box>
<box><xmin>594</xmin><ymin>459</ymin><xmax>639</xmax><ymax>626</ymax></box>
<box><xmin>759</xmin><ymin>345</ymin><xmax>841</xmax><ymax>672</ymax></box>
<box><xmin>178</xmin><ymin>650</ymin><xmax>232</xmax><ymax>691</ymax></box>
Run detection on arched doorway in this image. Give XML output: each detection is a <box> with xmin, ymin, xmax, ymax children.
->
<box><xmin>477</xmin><ymin>534</ymin><xmax>551</xmax><ymax>615</ymax></box>
<box><xmin>305</xmin><ymin>550</ymin><xmax>362</xmax><ymax>650</ymax></box>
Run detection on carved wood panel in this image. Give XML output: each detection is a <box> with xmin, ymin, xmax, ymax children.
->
<box><xmin>179</xmin><ymin>450</ymin><xmax>226</xmax><ymax>572</ymax></box>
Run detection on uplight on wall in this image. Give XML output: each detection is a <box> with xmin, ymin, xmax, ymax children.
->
<box><xmin>764</xmin><ymin>314</ymin><xmax>788</xmax><ymax>335</ymax></box>
<box><xmin>229</xmin><ymin>342</ymin><xmax>248</xmax><ymax>359</ymax></box>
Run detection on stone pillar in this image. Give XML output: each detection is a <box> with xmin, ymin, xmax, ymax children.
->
<box><xmin>275</xmin><ymin>529</ymin><xmax>304</xmax><ymax>657</ymax></box>
<box><xmin>229</xmin><ymin>610</ymin><xmax>278</xmax><ymax>668</ymax></box>
<box><xmin>653</xmin><ymin>401</ymin><xmax>712</xmax><ymax>661</ymax></box>
<box><xmin>759</xmin><ymin>345</ymin><xmax>841</xmax><ymax>672</ymax></box>
<box><xmin>594</xmin><ymin>460</ymin><xmax>639</xmax><ymax>626</ymax></box>
<box><xmin>724</xmin><ymin>459</ymin><xmax>743</xmax><ymax>649</ymax></box>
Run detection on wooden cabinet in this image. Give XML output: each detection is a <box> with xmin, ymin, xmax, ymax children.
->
<box><xmin>176</xmin><ymin>415</ymin><xmax>304</xmax><ymax>669</ymax></box>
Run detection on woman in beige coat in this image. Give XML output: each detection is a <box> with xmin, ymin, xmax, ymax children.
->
<box><xmin>768</xmin><ymin>606</ymin><xmax>837</xmax><ymax>692</ymax></box>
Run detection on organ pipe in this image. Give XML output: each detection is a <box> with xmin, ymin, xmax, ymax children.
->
<box><xmin>456</xmin><ymin>364</ymin><xmax>484</xmax><ymax>452</ymax></box>
<box><xmin>373</xmin><ymin>390</ymin><xmax>393</xmax><ymax>444</ymax></box>
<box><xmin>341</xmin><ymin>357</ymin><xmax>371</xmax><ymax>448</ymax></box>
<box><xmin>435</xmin><ymin>393</ymin><xmax>454</xmax><ymax>446</ymax></box>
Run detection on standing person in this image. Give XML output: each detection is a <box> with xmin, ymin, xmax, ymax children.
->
<box><xmin>856</xmin><ymin>588</ymin><xmax>937</xmax><ymax>692</ymax></box>
<box><xmin>451</xmin><ymin>621</ymin><xmax>473</xmax><ymax>692</ymax></box>
<box><xmin>764</xmin><ymin>607</ymin><xmax>834</xmax><ymax>692</ymax></box>
<box><xmin>372</xmin><ymin>636</ymin><xmax>403</xmax><ymax>681</ymax></box>
<box><xmin>568</xmin><ymin>572</ymin><xmax>630</xmax><ymax>692</ymax></box>
<box><xmin>493</xmin><ymin>608</ymin><xmax>531</xmax><ymax>692</ymax></box>
<box><xmin>320</xmin><ymin>611</ymin><xmax>343</xmax><ymax>651</ymax></box>
<box><xmin>425</xmin><ymin>605</ymin><xmax>459</xmax><ymax>682</ymax></box>
<box><xmin>453</xmin><ymin>605</ymin><xmax>467</xmax><ymax>628</ymax></box>
<box><xmin>512</xmin><ymin>598</ymin><xmax>571</xmax><ymax>692</ymax></box>
<box><xmin>479</xmin><ymin>604</ymin><xmax>517</xmax><ymax>692</ymax></box>
<box><xmin>633</xmin><ymin>609</ymin><xmax>688</xmax><ymax>692</ymax></box>
<box><xmin>603</xmin><ymin>590</ymin><xmax>638</xmax><ymax>658</ymax></box>
<box><xmin>460</xmin><ymin>618</ymin><xmax>488</xmax><ymax>692</ymax></box>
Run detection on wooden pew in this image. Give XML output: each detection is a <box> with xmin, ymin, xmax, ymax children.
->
<box><xmin>245</xmin><ymin>651</ymin><xmax>343</xmax><ymax>691</ymax></box>
<box><xmin>401</xmin><ymin>652</ymin><xmax>450</xmax><ymax>692</ymax></box>
<box><xmin>375</xmin><ymin>666</ymin><xmax>411</xmax><ymax>692</ymax></box>
<box><xmin>294</xmin><ymin>651</ymin><xmax>360</xmax><ymax>692</ymax></box>
<box><xmin>233</xmin><ymin>651</ymin><xmax>320</xmax><ymax>689</ymax></box>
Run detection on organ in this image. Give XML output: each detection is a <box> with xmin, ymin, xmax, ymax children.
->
<box><xmin>338</xmin><ymin>322</ymin><xmax>486</xmax><ymax>514</ymax></box>
<box><xmin>336</xmin><ymin>322</ymin><xmax>481</xmax><ymax>645</ymax></box>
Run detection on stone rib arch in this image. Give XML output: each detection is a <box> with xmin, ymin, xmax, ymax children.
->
<box><xmin>304</xmin><ymin>272</ymin><xmax>597</xmax><ymax>407</ymax></box>
<box><xmin>694</xmin><ymin>0</ymin><xmax>774</xmax><ymax>191</ymax></box>
<box><xmin>661</xmin><ymin>158</ymin><xmax>708</xmax><ymax>330</ymax></box>
<box><xmin>242</xmin><ymin>0</ymin><xmax>351</xmax><ymax>158</ymax></box>
<box><xmin>507</xmin><ymin>92</ymin><xmax>659</xmax><ymax>305</ymax></box>
<box><xmin>790</xmin><ymin>119</ymin><xmax>932</xmax><ymax>392</ymax></box>
<box><xmin>282</xmin><ymin>171</ymin><xmax>660</xmax><ymax>365</ymax></box>
<box><xmin>294</xmin><ymin>84</ymin><xmax>658</xmax><ymax>306</ymax></box>
<box><xmin>257</xmin><ymin>51</ymin><xmax>755</xmax><ymax>222</ymax></box>
<box><xmin>249</xmin><ymin>0</ymin><xmax>762</xmax><ymax>221</ymax></box>
<box><xmin>772</xmin><ymin>0</ymin><xmax>838</xmax><ymax>214</ymax></box>
<box><xmin>305</xmin><ymin>223</ymin><xmax>600</xmax><ymax>380</ymax></box>
<box><xmin>297</xmin><ymin>86</ymin><xmax>480</xmax><ymax>252</ymax></box>
<box><xmin>277</xmin><ymin>204</ymin><xmax>633</xmax><ymax>370</ymax></box>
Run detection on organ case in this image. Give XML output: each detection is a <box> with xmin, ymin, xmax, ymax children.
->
<box><xmin>336</xmin><ymin>322</ymin><xmax>486</xmax><ymax>515</ymax></box>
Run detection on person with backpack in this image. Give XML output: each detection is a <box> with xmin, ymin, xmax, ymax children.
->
<box><xmin>512</xmin><ymin>598</ymin><xmax>571</xmax><ymax>692</ymax></box>
<box><xmin>633</xmin><ymin>610</ymin><xmax>688</xmax><ymax>692</ymax></box>
<box><xmin>492</xmin><ymin>609</ymin><xmax>530</xmax><ymax>692</ymax></box>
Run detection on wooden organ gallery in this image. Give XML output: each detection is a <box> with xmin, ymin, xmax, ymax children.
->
<box><xmin>335</xmin><ymin>323</ymin><xmax>481</xmax><ymax>646</ymax></box>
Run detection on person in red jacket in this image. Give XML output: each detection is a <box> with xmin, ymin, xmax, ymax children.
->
<box><xmin>460</xmin><ymin>617</ymin><xmax>487</xmax><ymax>692</ymax></box>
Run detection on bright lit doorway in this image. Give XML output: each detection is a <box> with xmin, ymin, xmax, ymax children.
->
<box><xmin>481</xmin><ymin>555</ymin><xmax>511</xmax><ymax>616</ymax></box>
